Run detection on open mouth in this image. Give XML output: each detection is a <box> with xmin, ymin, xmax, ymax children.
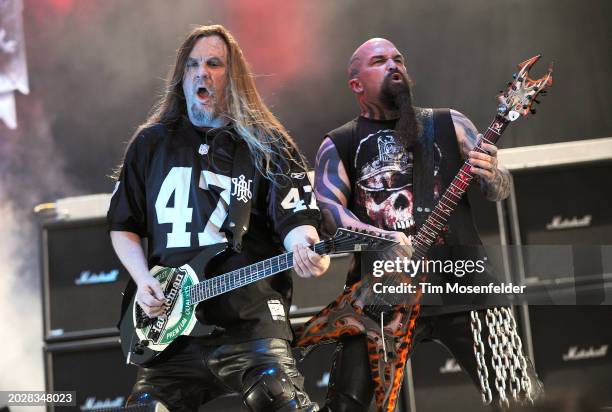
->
<box><xmin>391</xmin><ymin>72</ymin><xmax>403</xmax><ymax>82</ymax></box>
<box><xmin>196</xmin><ymin>87</ymin><xmax>210</xmax><ymax>100</ymax></box>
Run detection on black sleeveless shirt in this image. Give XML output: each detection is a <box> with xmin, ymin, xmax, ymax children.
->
<box><xmin>327</xmin><ymin>108</ymin><xmax>487</xmax><ymax>316</ymax></box>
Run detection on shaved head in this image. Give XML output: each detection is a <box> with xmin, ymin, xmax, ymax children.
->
<box><xmin>348</xmin><ymin>38</ymin><xmax>400</xmax><ymax>79</ymax></box>
<box><xmin>345</xmin><ymin>37</ymin><xmax>418</xmax><ymax>148</ymax></box>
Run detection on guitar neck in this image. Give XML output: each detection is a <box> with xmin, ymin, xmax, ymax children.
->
<box><xmin>187</xmin><ymin>241</ymin><xmax>328</xmax><ymax>305</ymax></box>
<box><xmin>412</xmin><ymin>115</ymin><xmax>509</xmax><ymax>259</ymax></box>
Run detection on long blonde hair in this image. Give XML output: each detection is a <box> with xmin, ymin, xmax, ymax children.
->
<box><xmin>115</xmin><ymin>24</ymin><xmax>306</xmax><ymax>183</ymax></box>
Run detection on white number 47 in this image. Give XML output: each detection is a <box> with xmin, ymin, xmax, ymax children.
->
<box><xmin>280</xmin><ymin>185</ymin><xmax>319</xmax><ymax>212</ymax></box>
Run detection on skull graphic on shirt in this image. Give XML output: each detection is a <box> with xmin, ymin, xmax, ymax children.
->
<box><xmin>354</xmin><ymin>129</ymin><xmax>443</xmax><ymax>234</ymax></box>
<box><xmin>355</xmin><ymin>130</ymin><xmax>415</xmax><ymax>232</ymax></box>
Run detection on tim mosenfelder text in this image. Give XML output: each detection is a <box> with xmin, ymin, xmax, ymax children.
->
<box><xmin>370</xmin><ymin>257</ymin><xmax>526</xmax><ymax>295</ymax></box>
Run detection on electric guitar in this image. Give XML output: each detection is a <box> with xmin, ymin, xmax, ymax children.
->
<box><xmin>119</xmin><ymin>228</ymin><xmax>397</xmax><ymax>366</ymax></box>
<box><xmin>294</xmin><ymin>55</ymin><xmax>553</xmax><ymax>412</ymax></box>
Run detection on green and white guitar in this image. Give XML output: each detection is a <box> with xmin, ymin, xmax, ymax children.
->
<box><xmin>119</xmin><ymin>227</ymin><xmax>397</xmax><ymax>366</ymax></box>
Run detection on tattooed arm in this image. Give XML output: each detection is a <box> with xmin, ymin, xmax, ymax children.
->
<box><xmin>314</xmin><ymin>137</ymin><xmax>411</xmax><ymax>245</ymax></box>
<box><xmin>450</xmin><ymin>109</ymin><xmax>512</xmax><ymax>201</ymax></box>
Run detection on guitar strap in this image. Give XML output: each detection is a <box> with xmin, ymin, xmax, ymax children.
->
<box><xmin>412</xmin><ymin>108</ymin><xmax>435</xmax><ymax>230</ymax></box>
<box><xmin>221</xmin><ymin>139</ymin><xmax>255</xmax><ymax>253</ymax></box>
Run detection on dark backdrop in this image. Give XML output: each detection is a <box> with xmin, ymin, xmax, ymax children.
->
<box><xmin>2</xmin><ymin>0</ymin><xmax>611</xmax><ymax>203</ymax></box>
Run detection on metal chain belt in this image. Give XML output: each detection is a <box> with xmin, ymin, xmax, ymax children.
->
<box><xmin>470</xmin><ymin>310</ymin><xmax>492</xmax><ymax>405</ymax></box>
<box><xmin>470</xmin><ymin>307</ymin><xmax>534</xmax><ymax>410</ymax></box>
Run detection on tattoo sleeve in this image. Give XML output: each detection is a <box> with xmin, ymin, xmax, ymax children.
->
<box><xmin>451</xmin><ymin>109</ymin><xmax>512</xmax><ymax>201</ymax></box>
<box><xmin>314</xmin><ymin>138</ymin><xmax>389</xmax><ymax>235</ymax></box>
<box><xmin>482</xmin><ymin>164</ymin><xmax>513</xmax><ymax>202</ymax></box>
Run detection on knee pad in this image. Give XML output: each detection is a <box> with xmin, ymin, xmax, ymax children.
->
<box><xmin>242</xmin><ymin>366</ymin><xmax>317</xmax><ymax>412</ymax></box>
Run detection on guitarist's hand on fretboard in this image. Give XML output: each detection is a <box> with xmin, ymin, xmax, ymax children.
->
<box><xmin>285</xmin><ymin>225</ymin><xmax>331</xmax><ymax>278</ymax></box>
<box><xmin>292</xmin><ymin>243</ymin><xmax>330</xmax><ymax>278</ymax></box>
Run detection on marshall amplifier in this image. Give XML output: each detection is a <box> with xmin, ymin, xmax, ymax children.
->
<box><xmin>497</xmin><ymin>139</ymin><xmax>612</xmax><ymax>409</ymax></box>
<box><xmin>508</xmin><ymin>159</ymin><xmax>612</xmax><ymax>246</ymax></box>
<box><xmin>44</xmin><ymin>337</ymin><xmax>137</xmax><ymax>412</ymax></box>
<box><xmin>505</xmin><ymin>158</ymin><xmax>612</xmax><ymax>299</ymax></box>
<box><xmin>525</xmin><ymin>306</ymin><xmax>612</xmax><ymax>408</ymax></box>
<box><xmin>406</xmin><ymin>342</ymin><xmax>488</xmax><ymax>412</ymax></box>
<box><xmin>499</xmin><ymin>138</ymin><xmax>612</xmax><ymax>285</ymax></box>
<box><xmin>41</xmin><ymin>217</ymin><xmax>131</xmax><ymax>341</ymax></box>
<box><xmin>497</xmin><ymin>139</ymin><xmax>612</xmax><ymax>244</ymax></box>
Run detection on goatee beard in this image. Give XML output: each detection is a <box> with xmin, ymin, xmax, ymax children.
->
<box><xmin>380</xmin><ymin>72</ymin><xmax>420</xmax><ymax>150</ymax></box>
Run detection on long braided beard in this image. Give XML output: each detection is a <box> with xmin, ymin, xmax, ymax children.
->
<box><xmin>380</xmin><ymin>70</ymin><xmax>420</xmax><ymax>150</ymax></box>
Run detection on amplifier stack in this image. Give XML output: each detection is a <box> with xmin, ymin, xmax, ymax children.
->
<box><xmin>40</xmin><ymin>212</ymin><xmax>137</xmax><ymax>411</ymax></box>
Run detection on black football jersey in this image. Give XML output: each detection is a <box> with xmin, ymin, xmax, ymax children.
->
<box><xmin>107</xmin><ymin>116</ymin><xmax>320</xmax><ymax>343</ymax></box>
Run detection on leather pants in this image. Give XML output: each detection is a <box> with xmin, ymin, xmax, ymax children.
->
<box><xmin>126</xmin><ymin>338</ymin><xmax>318</xmax><ymax>412</ymax></box>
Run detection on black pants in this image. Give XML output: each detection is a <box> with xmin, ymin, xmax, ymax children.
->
<box><xmin>127</xmin><ymin>338</ymin><xmax>318</xmax><ymax>412</ymax></box>
<box><xmin>323</xmin><ymin>309</ymin><xmax>543</xmax><ymax>411</ymax></box>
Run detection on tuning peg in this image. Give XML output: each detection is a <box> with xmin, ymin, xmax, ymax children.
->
<box><xmin>539</xmin><ymin>90</ymin><xmax>548</xmax><ymax>95</ymax></box>
<box><xmin>530</xmin><ymin>108</ymin><xmax>537</xmax><ymax>114</ymax></box>
<box><xmin>533</xmin><ymin>99</ymin><xmax>540</xmax><ymax>104</ymax></box>
<box><xmin>512</xmin><ymin>72</ymin><xmax>517</xmax><ymax>79</ymax></box>
<box><xmin>533</xmin><ymin>86</ymin><xmax>539</xmax><ymax>91</ymax></box>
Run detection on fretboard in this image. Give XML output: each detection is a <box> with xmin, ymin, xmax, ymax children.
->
<box><xmin>412</xmin><ymin>115</ymin><xmax>509</xmax><ymax>259</ymax></box>
<box><xmin>187</xmin><ymin>241</ymin><xmax>328</xmax><ymax>305</ymax></box>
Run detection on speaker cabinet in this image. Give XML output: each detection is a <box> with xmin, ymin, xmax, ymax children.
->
<box><xmin>44</xmin><ymin>337</ymin><xmax>137</xmax><ymax>412</ymax></box>
<box><xmin>407</xmin><ymin>342</ymin><xmax>488</xmax><ymax>412</ymax></box>
<box><xmin>525</xmin><ymin>306</ymin><xmax>612</xmax><ymax>408</ymax></box>
<box><xmin>41</xmin><ymin>217</ymin><xmax>131</xmax><ymax>341</ymax></box>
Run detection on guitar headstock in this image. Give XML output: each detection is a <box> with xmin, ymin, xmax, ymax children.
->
<box><xmin>328</xmin><ymin>227</ymin><xmax>399</xmax><ymax>254</ymax></box>
<box><xmin>498</xmin><ymin>55</ymin><xmax>553</xmax><ymax>122</ymax></box>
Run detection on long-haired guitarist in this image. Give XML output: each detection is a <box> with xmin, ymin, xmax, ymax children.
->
<box><xmin>107</xmin><ymin>24</ymin><xmax>329</xmax><ymax>412</ymax></box>
<box><xmin>313</xmin><ymin>38</ymin><xmax>543</xmax><ymax>411</ymax></box>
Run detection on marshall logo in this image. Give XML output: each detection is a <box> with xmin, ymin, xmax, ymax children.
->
<box><xmin>439</xmin><ymin>358</ymin><xmax>462</xmax><ymax>374</ymax></box>
<box><xmin>231</xmin><ymin>174</ymin><xmax>253</xmax><ymax>203</ymax></box>
<box><xmin>74</xmin><ymin>270</ymin><xmax>119</xmax><ymax>285</ymax></box>
<box><xmin>80</xmin><ymin>396</ymin><xmax>125</xmax><ymax>410</ymax></box>
<box><xmin>562</xmin><ymin>345</ymin><xmax>608</xmax><ymax>361</ymax></box>
<box><xmin>546</xmin><ymin>215</ymin><xmax>592</xmax><ymax>230</ymax></box>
